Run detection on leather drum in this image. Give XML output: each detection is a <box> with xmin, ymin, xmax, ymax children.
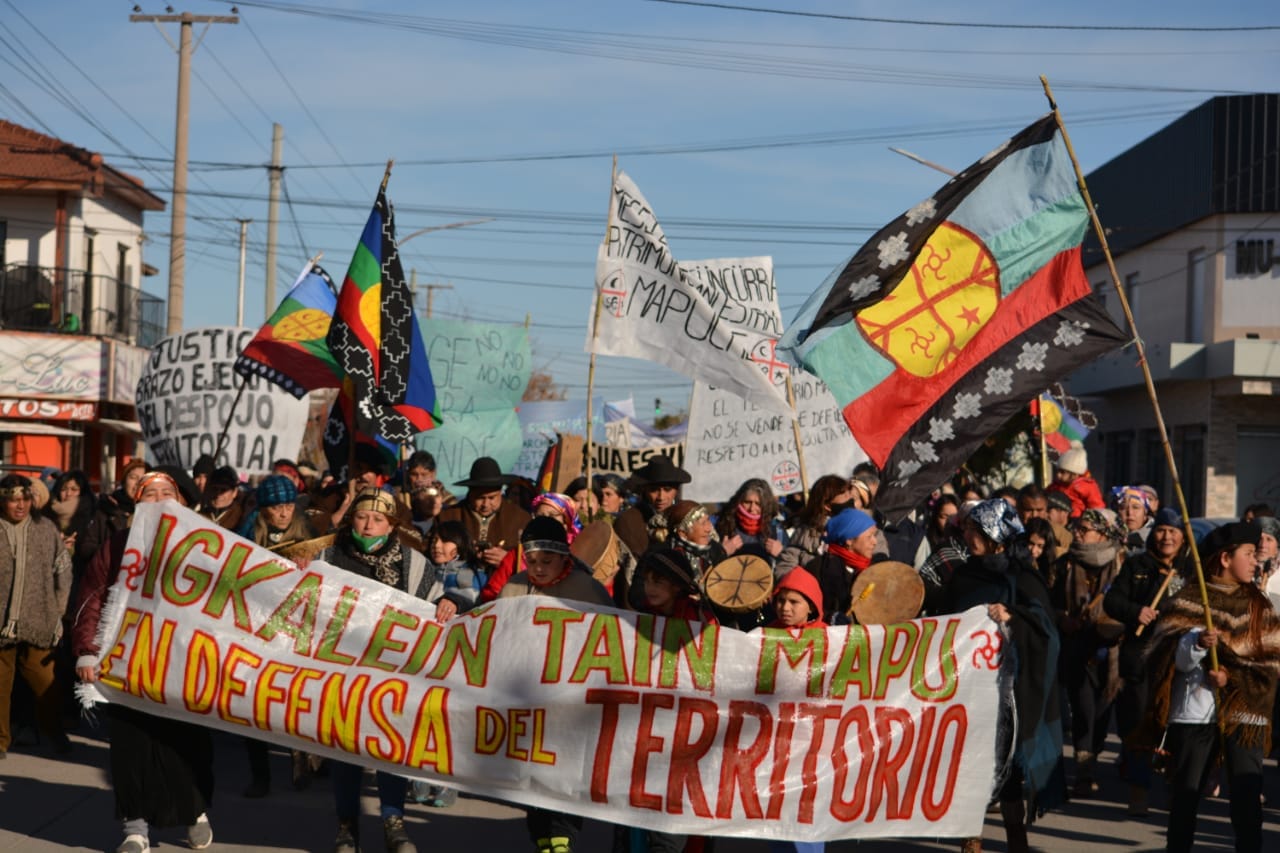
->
<box><xmin>848</xmin><ymin>560</ymin><xmax>924</xmax><ymax>625</ymax></box>
<box><xmin>703</xmin><ymin>554</ymin><xmax>773</xmax><ymax>613</ymax></box>
<box><xmin>571</xmin><ymin>521</ymin><xmax>624</xmax><ymax>587</ymax></box>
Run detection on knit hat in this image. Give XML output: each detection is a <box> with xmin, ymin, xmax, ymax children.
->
<box><xmin>638</xmin><ymin>548</ymin><xmax>699</xmax><ymax>594</ymax></box>
<box><xmin>208</xmin><ymin>466</ymin><xmax>240</xmax><ymax>492</ymax></box>
<box><xmin>192</xmin><ymin>454</ymin><xmax>217</xmax><ymax>478</ymax></box>
<box><xmin>1200</xmin><ymin>521</ymin><xmax>1261</xmax><ymax>558</ymax></box>
<box><xmin>1057</xmin><ymin>446</ymin><xmax>1088</xmax><ymax>475</ymax></box>
<box><xmin>1075</xmin><ymin>507</ymin><xmax>1125</xmax><ymax>543</ymax></box>
<box><xmin>825</xmin><ymin>507</ymin><xmax>876</xmax><ymax>544</ymax></box>
<box><xmin>521</xmin><ymin>516</ymin><xmax>571</xmax><ymax>555</ymax></box>
<box><xmin>968</xmin><ymin>498</ymin><xmax>1024</xmax><ymax>545</ymax></box>
<box><xmin>1255</xmin><ymin>516</ymin><xmax>1280</xmax><ymax>541</ymax></box>
<box><xmin>774</xmin><ymin>568</ymin><xmax>823</xmax><ymax>621</ymax></box>
<box><xmin>256</xmin><ymin>474</ymin><xmax>298</xmax><ymax>508</ymax></box>
<box><xmin>1152</xmin><ymin>507</ymin><xmax>1183</xmax><ymax>530</ymax></box>
<box><xmin>665</xmin><ymin>500</ymin><xmax>708</xmax><ymax>535</ymax></box>
<box><xmin>1110</xmin><ymin>485</ymin><xmax>1151</xmax><ymax>513</ymax></box>
<box><xmin>1045</xmin><ymin>491</ymin><xmax>1072</xmax><ymax>513</ymax></box>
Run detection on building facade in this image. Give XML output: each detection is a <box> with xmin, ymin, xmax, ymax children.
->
<box><xmin>0</xmin><ymin>120</ymin><xmax>165</xmax><ymax>487</ymax></box>
<box><xmin>1072</xmin><ymin>94</ymin><xmax>1280</xmax><ymax>518</ymax></box>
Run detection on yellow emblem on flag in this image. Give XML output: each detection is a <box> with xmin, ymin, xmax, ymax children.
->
<box><xmin>273</xmin><ymin>308</ymin><xmax>331</xmax><ymax>342</ymax></box>
<box><xmin>857</xmin><ymin>221</ymin><xmax>999</xmax><ymax>377</ymax></box>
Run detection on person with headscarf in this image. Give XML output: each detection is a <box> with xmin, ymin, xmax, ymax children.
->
<box><xmin>775</xmin><ymin>475</ymin><xmax>853</xmax><ymax>575</ymax></box>
<box><xmin>715</xmin><ymin>477</ymin><xmax>789</xmax><ymax>565</ymax></box>
<box><xmin>315</xmin><ymin>487</ymin><xmax>433</xmax><ymax>853</ymax></box>
<box><xmin>479</xmin><ymin>492</ymin><xmax>579</xmax><ymax>602</ymax></box>
<box><xmin>1103</xmin><ymin>506</ymin><xmax>1187</xmax><ymax>816</ymax></box>
<box><xmin>613</xmin><ymin>454</ymin><xmax>689</xmax><ymax>557</ymax></box>
<box><xmin>801</xmin><ymin>507</ymin><xmax>883</xmax><ymax>626</ymax></box>
<box><xmin>1111</xmin><ymin>485</ymin><xmax>1154</xmax><ymax>556</ymax></box>
<box><xmin>943</xmin><ymin>498</ymin><xmax>1065</xmax><ymax>853</ymax></box>
<box><xmin>1142</xmin><ymin>522</ymin><xmax>1280</xmax><ymax>853</ymax></box>
<box><xmin>73</xmin><ymin>468</ymin><xmax>215</xmax><ymax>853</ymax></box>
<box><xmin>1050</xmin><ymin>507</ymin><xmax>1127</xmax><ymax>798</ymax></box>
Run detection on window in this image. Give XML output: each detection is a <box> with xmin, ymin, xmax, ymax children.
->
<box><xmin>1186</xmin><ymin>249</ymin><xmax>1205</xmax><ymax>343</ymax></box>
<box><xmin>116</xmin><ymin>243</ymin><xmax>129</xmax><ymax>285</ymax></box>
<box><xmin>1124</xmin><ymin>271</ymin><xmax>1140</xmax><ymax>322</ymax></box>
<box><xmin>1178</xmin><ymin>426</ymin><xmax>1205</xmax><ymax>517</ymax></box>
<box><xmin>1141</xmin><ymin>427</ymin><xmax>1166</xmax><ymax>499</ymax></box>
<box><xmin>1104</xmin><ymin>430</ymin><xmax>1134</xmax><ymax>491</ymax></box>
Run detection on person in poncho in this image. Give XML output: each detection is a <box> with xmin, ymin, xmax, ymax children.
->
<box><xmin>1143</xmin><ymin>521</ymin><xmax>1280</xmax><ymax>853</ymax></box>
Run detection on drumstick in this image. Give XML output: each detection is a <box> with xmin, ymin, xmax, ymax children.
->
<box><xmin>1135</xmin><ymin>569</ymin><xmax>1177</xmax><ymax>637</ymax></box>
<box><xmin>847</xmin><ymin>582</ymin><xmax>876</xmax><ymax>618</ymax></box>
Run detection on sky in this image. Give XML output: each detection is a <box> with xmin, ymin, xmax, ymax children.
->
<box><xmin>3</xmin><ymin>0</ymin><xmax>1277</xmax><ymax>416</ymax></box>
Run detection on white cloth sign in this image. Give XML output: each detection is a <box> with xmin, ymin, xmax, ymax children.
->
<box><xmin>588</xmin><ymin>172</ymin><xmax>790</xmax><ymax>417</ymax></box>
<box><xmin>135</xmin><ymin>327</ymin><xmax>309</xmax><ymax>476</ymax></box>
<box><xmin>586</xmin><ymin>440</ymin><xmax>687</xmax><ymax>478</ymax></box>
<box><xmin>83</xmin><ymin>503</ymin><xmax>1003</xmax><ymax>842</ymax></box>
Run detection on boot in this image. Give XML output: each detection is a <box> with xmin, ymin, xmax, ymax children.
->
<box><xmin>1073</xmin><ymin>749</ymin><xmax>1098</xmax><ymax>797</ymax></box>
<box><xmin>382</xmin><ymin>814</ymin><xmax>417</xmax><ymax>853</ymax></box>
<box><xmin>334</xmin><ymin>820</ymin><xmax>358</xmax><ymax>853</ymax></box>
<box><xmin>1127</xmin><ymin>784</ymin><xmax>1148</xmax><ymax>817</ymax></box>
<box><xmin>1000</xmin><ymin>799</ymin><xmax>1029</xmax><ymax>853</ymax></box>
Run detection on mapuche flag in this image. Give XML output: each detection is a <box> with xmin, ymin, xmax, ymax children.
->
<box><xmin>326</xmin><ymin>184</ymin><xmax>442</xmax><ymax>448</ymax></box>
<box><xmin>1033</xmin><ymin>392</ymin><xmax>1090</xmax><ymax>454</ymax></box>
<box><xmin>234</xmin><ymin>260</ymin><xmax>343</xmax><ymax>397</ymax></box>
<box><xmin>779</xmin><ymin>114</ymin><xmax>1127</xmax><ymax>520</ymax></box>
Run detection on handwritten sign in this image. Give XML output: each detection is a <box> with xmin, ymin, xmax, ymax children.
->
<box><xmin>585</xmin><ymin>440</ymin><xmax>687</xmax><ymax>478</ymax></box>
<box><xmin>84</xmin><ymin>502</ymin><xmax>1003</xmax><ymax>842</ymax></box>
<box><xmin>415</xmin><ymin>320</ymin><xmax>532</xmax><ymax>485</ymax></box>
<box><xmin>515</xmin><ymin>400</ymin><xmax>590</xmax><ymax>480</ymax></box>
<box><xmin>135</xmin><ymin>327</ymin><xmax>309</xmax><ymax>476</ymax></box>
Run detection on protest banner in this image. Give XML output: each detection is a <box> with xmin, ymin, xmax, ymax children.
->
<box><xmin>588</xmin><ymin>172</ymin><xmax>791</xmax><ymax>417</ymax></box>
<box><xmin>684</xmin><ymin>369</ymin><xmax>868</xmax><ymax>503</ymax></box>
<box><xmin>586</xmin><ymin>440</ymin><xmax>687</xmax><ymax>479</ymax></box>
<box><xmin>84</xmin><ymin>502</ymin><xmax>1004</xmax><ymax>842</ymax></box>
<box><xmin>415</xmin><ymin>320</ymin><xmax>531</xmax><ymax>484</ymax></box>
<box><xmin>135</xmin><ymin>327</ymin><xmax>309</xmax><ymax>476</ymax></box>
<box><xmin>515</xmin><ymin>399</ymin><xmax>589</xmax><ymax>480</ymax></box>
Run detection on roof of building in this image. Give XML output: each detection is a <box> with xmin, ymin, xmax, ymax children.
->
<box><xmin>0</xmin><ymin>120</ymin><xmax>165</xmax><ymax>212</ymax></box>
<box><xmin>1082</xmin><ymin>94</ymin><xmax>1280</xmax><ymax>262</ymax></box>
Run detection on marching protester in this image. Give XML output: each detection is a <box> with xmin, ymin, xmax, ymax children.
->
<box><xmin>497</xmin><ymin>517</ymin><xmax>610</xmax><ymax>853</ymax></box>
<box><xmin>802</xmin><ymin>507</ymin><xmax>883</xmax><ymax>625</ymax></box>
<box><xmin>1253</xmin><ymin>514</ymin><xmax>1278</xmax><ymax>583</ymax></box>
<box><xmin>1046</xmin><ymin>446</ymin><xmax>1104</xmax><ymax>519</ymax></box>
<box><xmin>74</xmin><ymin>468</ymin><xmax>215</xmax><ymax>853</ymax></box>
<box><xmin>423</xmin><ymin>520</ymin><xmax>488</xmax><ymax>618</ymax></box>
<box><xmin>775</xmin><ymin>474</ymin><xmax>854</xmax><ymax>575</ymax></box>
<box><xmin>564</xmin><ymin>476</ymin><xmax>599</xmax><ymax>525</ymax></box>
<box><xmin>1144</xmin><ymin>522</ymin><xmax>1279</xmax><ymax>853</ymax></box>
<box><xmin>764</xmin><ymin>568</ymin><xmax>826</xmax><ymax>632</ymax></box>
<box><xmin>715</xmin><ymin>478</ymin><xmax>788</xmax><ymax>565</ymax></box>
<box><xmin>592</xmin><ymin>473</ymin><xmax>629</xmax><ymax>521</ymax></box>
<box><xmin>80</xmin><ymin>460</ymin><xmax>147</xmax><ymax>567</ymax></box>
<box><xmin>1020</xmin><ymin>517</ymin><xmax>1059</xmax><ymax>584</ymax></box>
<box><xmin>613</xmin><ymin>454</ymin><xmax>689</xmax><ymax>556</ymax></box>
<box><xmin>1111</xmin><ymin>485</ymin><xmax>1155</xmax><ymax>556</ymax></box>
<box><xmin>438</xmin><ymin>456</ymin><xmax>529</xmax><ymax>572</ymax></box>
<box><xmin>1015</xmin><ymin>484</ymin><xmax>1048</xmax><ymax>525</ymax></box>
<box><xmin>44</xmin><ymin>470</ymin><xmax>96</xmax><ymax>568</ymax></box>
<box><xmin>1051</xmin><ymin>508</ymin><xmax>1126</xmax><ymax>798</ymax></box>
<box><xmin>1103</xmin><ymin>506</ymin><xmax>1187</xmax><ymax>816</ymax></box>
<box><xmin>400</xmin><ymin>450</ymin><xmax>453</xmax><ymax>537</ymax></box>
<box><xmin>314</xmin><ymin>486</ymin><xmax>434</xmax><ymax>853</ymax></box>
<box><xmin>660</xmin><ymin>501</ymin><xmax>722</xmax><ymax>582</ymax></box>
<box><xmin>190</xmin><ymin>455</ymin><xmax>215</xmax><ymax>497</ymax></box>
<box><xmin>1044</xmin><ymin>491</ymin><xmax>1075</xmax><ymax>556</ymax></box>
<box><xmin>919</xmin><ymin>500</ymin><xmax>975</xmax><ymax>617</ymax></box>
<box><xmin>200</xmin><ymin>466</ymin><xmax>246</xmax><ymax>531</ymax></box>
<box><xmin>480</xmin><ymin>491</ymin><xmax>579</xmax><ymax>601</ymax></box>
<box><xmin>941</xmin><ymin>499</ymin><xmax>1065</xmax><ymax>853</ymax></box>
<box><xmin>0</xmin><ymin>475</ymin><xmax>73</xmax><ymax>759</ymax></box>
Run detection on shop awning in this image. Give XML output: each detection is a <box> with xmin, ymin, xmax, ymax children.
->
<box><xmin>0</xmin><ymin>420</ymin><xmax>82</xmax><ymax>437</ymax></box>
<box><xmin>96</xmin><ymin>418</ymin><xmax>143</xmax><ymax>436</ymax></box>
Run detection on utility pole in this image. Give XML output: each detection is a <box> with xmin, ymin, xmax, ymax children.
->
<box><xmin>408</xmin><ymin>269</ymin><xmax>453</xmax><ymax>319</ymax></box>
<box><xmin>130</xmin><ymin>10</ymin><xmax>238</xmax><ymax>335</ymax></box>
<box><xmin>265</xmin><ymin>123</ymin><xmax>283</xmax><ymax>314</ymax></box>
<box><xmin>425</xmin><ymin>282</ymin><xmax>453</xmax><ymax>319</ymax></box>
<box><xmin>235</xmin><ymin>218</ymin><xmax>251</xmax><ymax>326</ymax></box>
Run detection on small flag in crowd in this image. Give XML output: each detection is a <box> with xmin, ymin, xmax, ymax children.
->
<box><xmin>1033</xmin><ymin>392</ymin><xmax>1090</xmax><ymax>453</ymax></box>
<box><xmin>326</xmin><ymin>180</ymin><xmax>442</xmax><ymax>446</ymax></box>
<box><xmin>779</xmin><ymin>114</ymin><xmax>1127</xmax><ymax>520</ymax></box>
<box><xmin>234</xmin><ymin>260</ymin><xmax>343</xmax><ymax>397</ymax></box>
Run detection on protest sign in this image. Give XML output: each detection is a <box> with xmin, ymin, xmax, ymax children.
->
<box><xmin>684</xmin><ymin>369</ymin><xmax>868</xmax><ymax>503</ymax></box>
<box><xmin>85</xmin><ymin>503</ymin><xmax>1004</xmax><ymax>842</ymax></box>
<box><xmin>414</xmin><ymin>320</ymin><xmax>531</xmax><ymax>485</ymax></box>
<box><xmin>135</xmin><ymin>327</ymin><xmax>308</xmax><ymax>476</ymax></box>
<box><xmin>515</xmin><ymin>399</ymin><xmax>589</xmax><ymax>480</ymax></box>
<box><xmin>588</xmin><ymin>172</ymin><xmax>790</xmax><ymax>416</ymax></box>
<box><xmin>585</xmin><ymin>440</ymin><xmax>687</xmax><ymax>479</ymax></box>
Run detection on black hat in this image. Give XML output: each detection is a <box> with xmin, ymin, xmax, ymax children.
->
<box><xmin>521</xmin><ymin>515</ymin><xmax>570</xmax><ymax>555</ymax></box>
<box><xmin>639</xmin><ymin>548</ymin><xmax>699</xmax><ymax>594</ymax></box>
<box><xmin>1200</xmin><ymin>521</ymin><xmax>1261</xmax><ymax>558</ymax></box>
<box><xmin>154</xmin><ymin>465</ymin><xmax>203</xmax><ymax>507</ymax></box>
<box><xmin>192</xmin><ymin>454</ymin><xmax>217</xmax><ymax>477</ymax></box>
<box><xmin>454</xmin><ymin>456</ymin><xmax>516</xmax><ymax>490</ymax></box>
<box><xmin>1045</xmin><ymin>491</ymin><xmax>1072</xmax><ymax>513</ymax></box>
<box><xmin>630</xmin><ymin>454</ymin><xmax>691</xmax><ymax>486</ymax></box>
<box><xmin>208</xmin><ymin>466</ymin><xmax>240</xmax><ymax>492</ymax></box>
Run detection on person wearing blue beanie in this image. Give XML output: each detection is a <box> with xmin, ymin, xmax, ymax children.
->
<box><xmin>798</xmin><ymin>508</ymin><xmax>881</xmax><ymax>626</ymax></box>
<box><xmin>824</xmin><ymin>507</ymin><xmax>876</xmax><ymax>545</ymax></box>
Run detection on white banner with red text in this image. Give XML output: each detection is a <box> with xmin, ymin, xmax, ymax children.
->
<box><xmin>82</xmin><ymin>503</ymin><xmax>1005</xmax><ymax>842</ymax></box>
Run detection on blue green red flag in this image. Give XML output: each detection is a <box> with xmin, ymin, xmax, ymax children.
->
<box><xmin>1033</xmin><ymin>392</ymin><xmax>1090</xmax><ymax>454</ymax></box>
<box><xmin>326</xmin><ymin>185</ymin><xmax>442</xmax><ymax>452</ymax></box>
<box><xmin>234</xmin><ymin>260</ymin><xmax>342</xmax><ymax>398</ymax></box>
<box><xmin>779</xmin><ymin>114</ymin><xmax>1127</xmax><ymax>519</ymax></box>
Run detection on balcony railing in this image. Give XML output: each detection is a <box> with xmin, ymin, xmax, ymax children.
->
<box><xmin>0</xmin><ymin>263</ymin><xmax>165</xmax><ymax>348</ymax></box>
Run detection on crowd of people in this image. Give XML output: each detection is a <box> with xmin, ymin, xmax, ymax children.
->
<box><xmin>1</xmin><ymin>442</ymin><xmax>1278</xmax><ymax>853</ymax></box>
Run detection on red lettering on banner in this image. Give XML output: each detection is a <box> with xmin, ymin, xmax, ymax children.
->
<box><xmin>631</xmin><ymin>693</ymin><xmax>675</xmax><ymax>811</ymax></box>
<box><xmin>714</xmin><ymin>701</ymin><xmax>771</xmax><ymax>820</ymax></box>
<box><xmin>830</xmin><ymin>706</ymin><xmax>875</xmax><ymax>821</ymax></box>
<box><xmin>182</xmin><ymin>630</ymin><xmax>220</xmax><ymax>713</ymax></box>
<box><xmin>406</xmin><ymin>685</ymin><xmax>452</xmax><ymax>774</ymax></box>
<box><xmin>586</xmin><ymin>688</ymin><xmax>641</xmax><ymax>802</ymax></box>
<box><xmin>476</xmin><ymin>706</ymin><xmax>504</xmax><ymax>755</ymax></box>
<box><xmin>318</xmin><ymin>673</ymin><xmax>370</xmax><ymax>753</ymax></box>
<box><xmin>218</xmin><ymin>644</ymin><xmax>262</xmax><ymax>726</ymax></box>
<box><xmin>899</xmin><ymin>706</ymin><xmax>937</xmax><ymax>819</ymax></box>
<box><xmin>867</xmin><ymin>707</ymin><xmax>914</xmax><ymax>821</ymax></box>
<box><xmin>123</xmin><ymin>610</ymin><xmax>175</xmax><ymax>703</ymax></box>
<box><xmin>253</xmin><ymin>660</ymin><xmax>296</xmax><ymax>730</ymax></box>
<box><xmin>666</xmin><ymin>697</ymin><xmax>718</xmax><ymax>817</ymax></box>
<box><xmin>922</xmin><ymin>705</ymin><xmax>967</xmax><ymax>820</ymax></box>
<box><xmin>796</xmin><ymin>703</ymin><xmax>841</xmax><ymax>823</ymax></box>
<box><xmin>765</xmin><ymin>702</ymin><xmax>796</xmax><ymax>820</ymax></box>
<box><xmin>285</xmin><ymin>667</ymin><xmax>323</xmax><ymax>741</ymax></box>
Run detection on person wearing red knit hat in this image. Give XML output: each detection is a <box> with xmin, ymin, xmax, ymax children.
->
<box><xmin>767</xmin><ymin>569</ymin><xmax>826</xmax><ymax>630</ymax></box>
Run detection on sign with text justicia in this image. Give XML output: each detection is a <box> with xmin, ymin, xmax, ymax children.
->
<box><xmin>83</xmin><ymin>503</ymin><xmax>1004</xmax><ymax>842</ymax></box>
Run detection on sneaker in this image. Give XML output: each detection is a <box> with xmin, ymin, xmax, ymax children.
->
<box><xmin>382</xmin><ymin>814</ymin><xmax>417</xmax><ymax>853</ymax></box>
<box><xmin>187</xmin><ymin>813</ymin><xmax>212</xmax><ymax>849</ymax></box>
<box><xmin>117</xmin><ymin>834</ymin><xmax>150</xmax><ymax>853</ymax></box>
<box><xmin>429</xmin><ymin>787</ymin><xmax>458</xmax><ymax>809</ymax></box>
<box><xmin>334</xmin><ymin>820</ymin><xmax>359</xmax><ymax>853</ymax></box>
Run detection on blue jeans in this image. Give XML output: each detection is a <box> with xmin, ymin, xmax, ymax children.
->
<box><xmin>330</xmin><ymin>761</ymin><xmax>409</xmax><ymax>821</ymax></box>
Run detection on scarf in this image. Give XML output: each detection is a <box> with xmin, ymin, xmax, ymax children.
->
<box><xmin>1</xmin><ymin>516</ymin><xmax>30</xmax><ymax>640</ymax></box>
<box><xmin>48</xmin><ymin>494</ymin><xmax>80</xmax><ymax>533</ymax></box>
<box><xmin>1068</xmin><ymin>538</ymin><xmax>1119</xmax><ymax>570</ymax></box>
<box><xmin>735</xmin><ymin>504</ymin><xmax>763</xmax><ymax>536</ymax></box>
<box><xmin>827</xmin><ymin>543</ymin><xmax>871</xmax><ymax>573</ymax></box>
<box><xmin>1147</xmin><ymin>580</ymin><xmax>1280</xmax><ymax>750</ymax></box>
<box><xmin>344</xmin><ymin>533</ymin><xmax>406</xmax><ymax>589</ymax></box>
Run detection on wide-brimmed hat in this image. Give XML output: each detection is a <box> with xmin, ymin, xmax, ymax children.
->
<box><xmin>630</xmin><ymin>454</ymin><xmax>691</xmax><ymax>486</ymax></box>
<box><xmin>454</xmin><ymin>456</ymin><xmax>516</xmax><ymax>489</ymax></box>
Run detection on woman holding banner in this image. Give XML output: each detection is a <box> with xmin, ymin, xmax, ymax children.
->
<box><xmin>73</xmin><ymin>468</ymin><xmax>215</xmax><ymax>853</ymax></box>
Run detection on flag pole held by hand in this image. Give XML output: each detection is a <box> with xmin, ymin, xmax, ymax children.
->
<box><xmin>1135</xmin><ymin>568</ymin><xmax>1177</xmax><ymax>637</ymax></box>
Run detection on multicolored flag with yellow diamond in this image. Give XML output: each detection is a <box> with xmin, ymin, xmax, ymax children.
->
<box><xmin>779</xmin><ymin>114</ymin><xmax>1127</xmax><ymax>520</ymax></box>
<box><xmin>234</xmin><ymin>260</ymin><xmax>342</xmax><ymax>397</ymax></box>
<box><xmin>326</xmin><ymin>184</ymin><xmax>442</xmax><ymax>446</ymax></box>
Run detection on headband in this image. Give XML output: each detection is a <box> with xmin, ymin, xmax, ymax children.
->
<box><xmin>0</xmin><ymin>485</ymin><xmax>30</xmax><ymax>500</ymax></box>
<box><xmin>351</xmin><ymin>488</ymin><xmax>398</xmax><ymax>517</ymax></box>
<box><xmin>133</xmin><ymin>471</ymin><xmax>180</xmax><ymax>503</ymax></box>
<box><xmin>849</xmin><ymin>479</ymin><xmax>872</xmax><ymax>505</ymax></box>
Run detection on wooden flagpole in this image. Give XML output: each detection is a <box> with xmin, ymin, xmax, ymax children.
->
<box><xmin>785</xmin><ymin>373</ymin><xmax>811</xmax><ymax>502</ymax></box>
<box><xmin>1040</xmin><ymin>76</ymin><xmax>1218</xmax><ymax>673</ymax></box>
<box><xmin>1037</xmin><ymin>393</ymin><xmax>1051</xmax><ymax>488</ymax></box>
<box><xmin>583</xmin><ymin>156</ymin><xmax>617</xmax><ymax>496</ymax></box>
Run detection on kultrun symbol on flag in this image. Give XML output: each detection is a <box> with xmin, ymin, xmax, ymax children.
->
<box><xmin>856</xmin><ymin>221</ymin><xmax>999</xmax><ymax>378</ymax></box>
<box><xmin>273</xmin><ymin>308</ymin><xmax>331</xmax><ymax>342</ymax></box>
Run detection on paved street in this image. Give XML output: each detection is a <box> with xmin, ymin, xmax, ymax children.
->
<box><xmin>2</xmin><ymin>724</ymin><xmax>1278</xmax><ymax>852</ymax></box>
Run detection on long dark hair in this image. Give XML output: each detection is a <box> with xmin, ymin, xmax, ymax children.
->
<box><xmin>797</xmin><ymin>475</ymin><xmax>849</xmax><ymax>528</ymax></box>
<box><xmin>45</xmin><ymin>470</ymin><xmax>96</xmax><ymax>534</ymax></box>
<box><xmin>716</xmin><ymin>478</ymin><xmax>780</xmax><ymax>539</ymax></box>
<box><xmin>1021</xmin><ymin>516</ymin><xmax>1058</xmax><ymax>577</ymax></box>
<box><xmin>430</xmin><ymin>520</ymin><xmax>476</xmax><ymax>565</ymax></box>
